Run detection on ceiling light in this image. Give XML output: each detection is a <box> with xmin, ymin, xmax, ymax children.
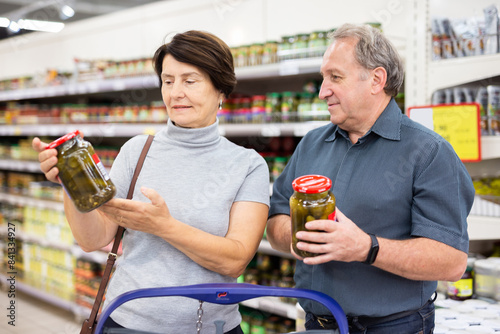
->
<box><xmin>60</xmin><ymin>5</ymin><xmax>75</xmax><ymax>20</ymax></box>
<box><xmin>17</xmin><ymin>19</ymin><xmax>65</xmax><ymax>33</ymax></box>
<box><xmin>0</xmin><ymin>17</ymin><xmax>10</xmax><ymax>28</ymax></box>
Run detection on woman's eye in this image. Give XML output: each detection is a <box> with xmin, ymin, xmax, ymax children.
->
<box><xmin>186</xmin><ymin>80</ymin><xmax>195</xmax><ymax>84</ymax></box>
<box><xmin>164</xmin><ymin>80</ymin><xmax>172</xmax><ymax>85</ymax></box>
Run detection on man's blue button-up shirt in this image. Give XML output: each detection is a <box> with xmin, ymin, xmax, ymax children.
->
<box><xmin>269</xmin><ymin>98</ymin><xmax>475</xmax><ymax>317</ymax></box>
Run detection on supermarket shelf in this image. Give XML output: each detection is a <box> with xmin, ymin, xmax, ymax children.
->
<box><xmin>0</xmin><ymin>192</ymin><xmax>64</xmax><ymax>211</ymax></box>
<box><xmin>0</xmin><ymin>122</ymin><xmax>163</xmax><ymax>137</ymax></box>
<box><xmin>0</xmin><ymin>158</ymin><xmax>111</xmax><ymax>174</ymax></box>
<box><xmin>0</xmin><ymin>225</ymin><xmax>110</xmax><ymax>265</ymax></box>
<box><xmin>428</xmin><ymin>54</ymin><xmax>500</xmax><ymax>94</ymax></box>
<box><xmin>0</xmin><ymin>75</ymin><xmax>159</xmax><ymax>102</ymax></box>
<box><xmin>0</xmin><ymin>159</ymin><xmax>41</xmax><ymax>173</ymax></box>
<box><xmin>235</xmin><ymin>58</ymin><xmax>322</xmax><ymax>80</ymax></box>
<box><xmin>0</xmin><ymin>121</ymin><xmax>496</xmax><ymax>145</ymax></box>
<box><xmin>0</xmin><ymin>58</ymin><xmax>323</xmax><ymax>102</ymax></box>
<box><xmin>0</xmin><ymin>121</ymin><xmax>331</xmax><ymax>138</ymax></box>
<box><xmin>481</xmin><ymin>136</ymin><xmax>500</xmax><ymax>160</ymax></box>
<box><xmin>467</xmin><ymin>215</ymin><xmax>500</xmax><ymax>241</ymax></box>
<box><xmin>221</xmin><ymin>121</ymin><xmax>330</xmax><ymax>137</ymax></box>
<box><xmin>16</xmin><ymin>230</ymin><xmax>73</xmax><ymax>251</ymax></box>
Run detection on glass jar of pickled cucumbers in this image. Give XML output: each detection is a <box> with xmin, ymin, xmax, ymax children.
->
<box><xmin>290</xmin><ymin>175</ymin><xmax>336</xmax><ymax>258</ymax></box>
<box><xmin>46</xmin><ymin>130</ymin><xmax>116</xmax><ymax>212</ymax></box>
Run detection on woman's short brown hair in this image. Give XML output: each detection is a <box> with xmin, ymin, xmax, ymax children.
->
<box><xmin>153</xmin><ymin>30</ymin><xmax>237</xmax><ymax>98</ymax></box>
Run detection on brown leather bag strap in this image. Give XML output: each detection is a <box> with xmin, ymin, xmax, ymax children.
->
<box><xmin>80</xmin><ymin>134</ymin><xmax>154</xmax><ymax>334</ymax></box>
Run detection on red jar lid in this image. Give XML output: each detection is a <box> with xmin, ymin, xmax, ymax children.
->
<box><xmin>292</xmin><ymin>175</ymin><xmax>332</xmax><ymax>193</ymax></box>
<box><xmin>46</xmin><ymin>130</ymin><xmax>81</xmax><ymax>149</ymax></box>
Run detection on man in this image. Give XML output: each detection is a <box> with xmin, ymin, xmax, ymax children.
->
<box><xmin>267</xmin><ymin>23</ymin><xmax>475</xmax><ymax>333</ymax></box>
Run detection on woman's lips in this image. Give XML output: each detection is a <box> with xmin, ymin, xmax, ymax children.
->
<box><xmin>172</xmin><ymin>105</ymin><xmax>191</xmax><ymax>110</ymax></box>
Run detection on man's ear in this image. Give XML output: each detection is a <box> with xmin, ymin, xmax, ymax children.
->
<box><xmin>371</xmin><ymin>67</ymin><xmax>387</xmax><ymax>95</ymax></box>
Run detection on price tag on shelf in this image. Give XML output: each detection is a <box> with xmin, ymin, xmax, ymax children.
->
<box><xmin>407</xmin><ymin>103</ymin><xmax>481</xmax><ymax>162</ymax></box>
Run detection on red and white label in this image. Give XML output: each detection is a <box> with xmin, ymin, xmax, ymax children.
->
<box><xmin>92</xmin><ymin>153</ymin><xmax>110</xmax><ymax>181</ymax></box>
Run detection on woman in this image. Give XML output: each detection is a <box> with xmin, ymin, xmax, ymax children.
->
<box><xmin>32</xmin><ymin>30</ymin><xmax>270</xmax><ymax>333</ymax></box>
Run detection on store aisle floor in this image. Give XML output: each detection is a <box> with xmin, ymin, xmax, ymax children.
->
<box><xmin>1</xmin><ymin>291</ymin><xmax>82</xmax><ymax>334</ymax></box>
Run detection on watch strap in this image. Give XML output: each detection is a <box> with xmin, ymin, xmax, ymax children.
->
<box><xmin>363</xmin><ymin>233</ymin><xmax>379</xmax><ymax>265</ymax></box>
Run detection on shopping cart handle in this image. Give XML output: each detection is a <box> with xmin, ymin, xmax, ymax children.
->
<box><xmin>95</xmin><ymin>283</ymin><xmax>348</xmax><ymax>334</ymax></box>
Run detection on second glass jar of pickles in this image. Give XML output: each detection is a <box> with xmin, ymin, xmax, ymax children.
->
<box><xmin>290</xmin><ymin>175</ymin><xmax>336</xmax><ymax>258</ymax></box>
<box><xmin>46</xmin><ymin>130</ymin><xmax>116</xmax><ymax>212</ymax></box>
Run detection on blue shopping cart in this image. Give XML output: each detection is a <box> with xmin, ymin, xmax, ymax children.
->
<box><xmin>94</xmin><ymin>283</ymin><xmax>348</xmax><ymax>334</ymax></box>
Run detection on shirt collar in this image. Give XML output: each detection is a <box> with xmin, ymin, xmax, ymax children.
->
<box><xmin>326</xmin><ymin>98</ymin><xmax>402</xmax><ymax>142</ymax></box>
<box><xmin>370</xmin><ymin>98</ymin><xmax>402</xmax><ymax>141</ymax></box>
<box><xmin>161</xmin><ymin>118</ymin><xmax>221</xmax><ymax>146</ymax></box>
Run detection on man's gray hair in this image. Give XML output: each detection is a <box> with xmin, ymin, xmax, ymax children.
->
<box><xmin>329</xmin><ymin>23</ymin><xmax>404</xmax><ymax>97</ymax></box>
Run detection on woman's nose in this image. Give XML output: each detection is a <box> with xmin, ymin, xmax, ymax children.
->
<box><xmin>170</xmin><ymin>81</ymin><xmax>185</xmax><ymax>99</ymax></box>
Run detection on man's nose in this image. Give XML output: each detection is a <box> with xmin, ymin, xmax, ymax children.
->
<box><xmin>318</xmin><ymin>81</ymin><xmax>331</xmax><ymax>100</ymax></box>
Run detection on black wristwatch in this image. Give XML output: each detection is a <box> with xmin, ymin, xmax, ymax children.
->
<box><xmin>363</xmin><ymin>233</ymin><xmax>379</xmax><ymax>265</ymax></box>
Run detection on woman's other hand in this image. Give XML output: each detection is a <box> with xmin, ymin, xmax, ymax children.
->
<box><xmin>99</xmin><ymin>187</ymin><xmax>172</xmax><ymax>235</ymax></box>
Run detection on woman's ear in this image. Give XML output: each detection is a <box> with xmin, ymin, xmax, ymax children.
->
<box><xmin>371</xmin><ymin>67</ymin><xmax>387</xmax><ymax>95</ymax></box>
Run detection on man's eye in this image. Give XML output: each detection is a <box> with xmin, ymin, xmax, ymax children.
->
<box><xmin>186</xmin><ymin>80</ymin><xmax>195</xmax><ymax>84</ymax></box>
<box><xmin>164</xmin><ymin>80</ymin><xmax>172</xmax><ymax>85</ymax></box>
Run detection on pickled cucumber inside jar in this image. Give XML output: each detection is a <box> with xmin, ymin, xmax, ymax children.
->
<box><xmin>290</xmin><ymin>175</ymin><xmax>336</xmax><ymax>258</ymax></box>
<box><xmin>47</xmin><ymin>130</ymin><xmax>116</xmax><ymax>212</ymax></box>
<box><xmin>309</xmin><ymin>196</ymin><xmax>336</xmax><ymax>219</ymax></box>
<box><xmin>60</xmin><ymin>150</ymin><xmax>115</xmax><ymax>212</ymax></box>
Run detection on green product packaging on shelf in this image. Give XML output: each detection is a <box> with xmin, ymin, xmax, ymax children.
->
<box><xmin>46</xmin><ymin>130</ymin><xmax>116</xmax><ymax>212</ymax></box>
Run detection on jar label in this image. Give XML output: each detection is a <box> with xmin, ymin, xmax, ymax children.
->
<box><xmin>92</xmin><ymin>153</ymin><xmax>111</xmax><ymax>181</ymax></box>
<box><xmin>328</xmin><ymin>210</ymin><xmax>336</xmax><ymax>221</ymax></box>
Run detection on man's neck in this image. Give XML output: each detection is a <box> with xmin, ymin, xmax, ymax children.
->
<box><xmin>347</xmin><ymin>95</ymin><xmax>392</xmax><ymax>144</ymax></box>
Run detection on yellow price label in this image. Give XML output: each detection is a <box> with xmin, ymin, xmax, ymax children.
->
<box><xmin>408</xmin><ymin>103</ymin><xmax>481</xmax><ymax>162</ymax></box>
